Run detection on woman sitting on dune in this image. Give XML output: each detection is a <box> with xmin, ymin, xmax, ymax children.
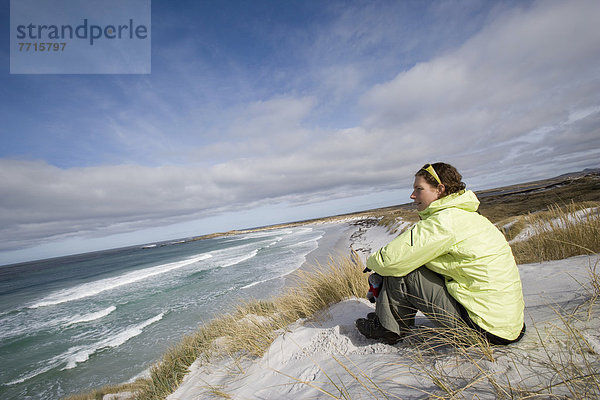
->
<box><xmin>355</xmin><ymin>162</ymin><xmax>525</xmax><ymax>345</ymax></box>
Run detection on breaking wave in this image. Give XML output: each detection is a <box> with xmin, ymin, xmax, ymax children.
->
<box><xmin>64</xmin><ymin>306</ymin><xmax>117</xmax><ymax>326</ymax></box>
<box><xmin>28</xmin><ymin>254</ymin><xmax>212</xmax><ymax>309</ymax></box>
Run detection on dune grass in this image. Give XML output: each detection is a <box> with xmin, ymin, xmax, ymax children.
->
<box><xmin>508</xmin><ymin>201</ymin><xmax>600</xmax><ymax>264</ymax></box>
<box><xmin>68</xmin><ymin>199</ymin><xmax>600</xmax><ymax>400</ymax></box>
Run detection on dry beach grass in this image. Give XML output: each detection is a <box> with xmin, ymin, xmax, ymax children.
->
<box><xmin>507</xmin><ymin>201</ymin><xmax>600</xmax><ymax>264</ymax></box>
<box><xmin>66</xmin><ymin>172</ymin><xmax>600</xmax><ymax>399</ymax></box>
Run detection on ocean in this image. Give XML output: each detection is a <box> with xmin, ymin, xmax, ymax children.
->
<box><xmin>0</xmin><ymin>226</ymin><xmax>326</xmax><ymax>399</ymax></box>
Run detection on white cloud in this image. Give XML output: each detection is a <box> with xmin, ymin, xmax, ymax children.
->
<box><xmin>0</xmin><ymin>150</ymin><xmax>399</xmax><ymax>252</ymax></box>
<box><xmin>361</xmin><ymin>0</ymin><xmax>600</xmax><ymax>176</ymax></box>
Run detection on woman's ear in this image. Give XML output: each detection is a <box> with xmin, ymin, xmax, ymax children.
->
<box><xmin>437</xmin><ymin>184</ymin><xmax>446</xmax><ymax>196</ymax></box>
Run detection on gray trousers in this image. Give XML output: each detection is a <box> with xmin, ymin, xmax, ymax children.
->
<box><xmin>375</xmin><ymin>266</ymin><xmax>464</xmax><ymax>335</ymax></box>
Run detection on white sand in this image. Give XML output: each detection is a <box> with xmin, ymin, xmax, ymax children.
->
<box><xmin>167</xmin><ymin>219</ymin><xmax>600</xmax><ymax>400</ymax></box>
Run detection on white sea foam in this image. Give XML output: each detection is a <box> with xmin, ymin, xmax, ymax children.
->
<box><xmin>243</xmin><ymin>229</ymin><xmax>293</xmax><ymax>239</ymax></box>
<box><xmin>209</xmin><ymin>236</ymin><xmax>282</xmax><ymax>268</ymax></box>
<box><xmin>217</xmin><ymin>229</ymin><xmax>317</xmax><ymax>271</ymax></box>
<box><xmin>63</xmin><ymin>313</ymin><xmax>164</xmax><ymax>369</ymax></box>
<box><xmin>288</xmin><ymin>227</ymin><xmax>314</xmax><ymax>236</ymax></box>
<box><xmin>241</xmin><ymin>277</ymin><xmax>275</xmax><ymax>289</ymax></box>
<box><xmin>28</xmin><ymin>254</ymin><xmax>212</xmax><ymax>309</ymax></box>
<box><xmin>265</xmin><ymin>237</ymin><xmax>283</xmax><ymax>247</ymax></box>
<box><xmin>287</xmin><ymin>235</ymin><xmax>323</xmax><ymax>248</ymax></box>
<box><xmin>64</xmin><ymin>306</ymin><xmax>117</xmax><ymax>326</ymax></box>
<box><xmin>0</xmin><ymin>306</ymin><xmax>118</xmax><ymax>341</ymax></box>
<box><xmin>240</xmin><ymin>231</ymin><xmax>321</xmax><ymax>289</ymax></box>
<box><xmin>5</xmin><ymin>313</ymin><xmax>165</xmax><ymax>385</ymax></box>
<box><xmin>128</xmin><ymin>367</ymin><xmax>152</xmax><ymax>382</ymax></box>
<box><xmin>4</xmin><ymin>363</ymin><xmax>57</xmax><ymax>386</ymax></box>
<box><xmin>219</xmin><ymin>249</ymin><xmax>259</xmax><ymax>268</ymax></box>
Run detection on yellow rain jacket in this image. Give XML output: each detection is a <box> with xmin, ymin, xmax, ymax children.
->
<box><xmin>366</xmin><ymin>190</ymin><xmax>525</xmax><ymax>341</ymax></box>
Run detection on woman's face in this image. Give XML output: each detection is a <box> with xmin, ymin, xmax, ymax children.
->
<box><xmin>410</xmin><ymin>175</ymin><xmax>443</xmax><ymax>211</ymax></box>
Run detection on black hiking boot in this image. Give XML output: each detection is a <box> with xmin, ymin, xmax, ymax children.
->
<box><xmin>355</xmin><ymin>317</ymin><xmax>403</xmax><ymax>345</ymax></box>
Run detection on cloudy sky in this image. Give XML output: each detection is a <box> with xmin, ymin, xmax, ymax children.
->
<box><xmin>1</xmin><ymin>0</ymin><xmax>599</xmax><ymax>265</ymax></box>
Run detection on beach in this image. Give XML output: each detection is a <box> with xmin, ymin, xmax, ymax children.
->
<box><xmin>307</xmin><ymin>215</ymin><xmax>399</xmax><ymax>262</ymax></box>
<box><xmin>297</xmin><ymin>217</ymin><xmax>396</xmax><ymax>273</ymax></box>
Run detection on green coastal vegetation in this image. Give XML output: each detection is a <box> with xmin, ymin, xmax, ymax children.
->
<box><xmin>68</xmin><ymin>172</ymin><xmax>600</xmax><ymax>399</ymax></box>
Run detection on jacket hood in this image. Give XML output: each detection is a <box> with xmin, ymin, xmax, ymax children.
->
<box><xmin>419</xmin><ymin>190</ymin><xmax>480</xmax><ymax>219</ymax></box>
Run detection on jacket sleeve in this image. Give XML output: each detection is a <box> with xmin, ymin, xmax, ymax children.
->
<box><xmin>366</xmin><ymin>214</ymin><xmax>456</xmax><ymax>277</ymax></box>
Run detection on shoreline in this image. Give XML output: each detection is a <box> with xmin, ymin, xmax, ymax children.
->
<box><xmin>302</xmin><ymin>222</ymin><xmax>354</xmax><ymax>267</ymax></box>
<box><xmin>282</xmin><ymin>221</ymin><xmax>354</xmax><ymax>288</ymax></box>
<box><xmin>284</xmin><ymin>217</ymin><xmax>397</xmax><ymax>290</ymax></box>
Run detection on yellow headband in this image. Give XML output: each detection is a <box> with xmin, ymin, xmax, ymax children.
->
<box><xmin>423</xmin><ymin>164</ymin><xmax>442</xmax><ymax>185</ymax></box>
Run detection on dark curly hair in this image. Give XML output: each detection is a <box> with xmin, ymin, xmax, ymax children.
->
<box><xmin>415</xmin><ymin>162</ymin><xmax>466</xmax><ymax>197</ymax></box>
